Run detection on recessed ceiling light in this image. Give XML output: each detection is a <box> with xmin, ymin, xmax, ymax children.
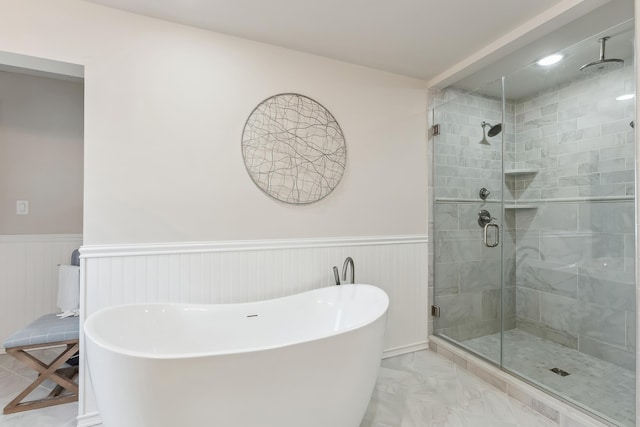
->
<box><xmin>616</xmin><ymin>93</ymin><xmax>635</xmax><ymax>101</ymax></box>
<box><xmin>537</xmin><ymin>54</ymin><xmax>563</xmax><ymax>66</ymax></box>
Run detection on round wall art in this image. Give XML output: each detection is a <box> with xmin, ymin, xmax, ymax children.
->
<box><xmin>241</xmin><ymin>93</ymin><xmax>346</xmax><ymax>205</ymax></box>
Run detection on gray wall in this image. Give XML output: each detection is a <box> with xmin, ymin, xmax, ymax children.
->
<box><xmin>0</xmin><ymin>71</ymin><xmax>84</xmax><ymax>235</ymax></box>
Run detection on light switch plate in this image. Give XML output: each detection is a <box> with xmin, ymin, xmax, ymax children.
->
<box><xmin>16</xmin><ymin>200</ymin><xmax>29</xmax><ymax>215</ymax></box>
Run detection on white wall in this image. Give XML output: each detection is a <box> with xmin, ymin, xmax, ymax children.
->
<box><xmin>0</xmin><ymin>0</ymin><xmax>427</xmax><ymax>246</ymax></box>
<box><xmin>0</xmin><ymin>1</ymin><xmax>429</xmax><ymax>424</ymax></box>
<box><xmin>0</xmin><ymin>70</ymin><xmax>83</xmax><ymax>235</ymax></box>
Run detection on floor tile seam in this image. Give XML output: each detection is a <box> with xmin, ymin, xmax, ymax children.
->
<box><xmin>0</xmin><ymin>366</ymin><xmax>56</xmax><ymax>395</ymax></box>
<box><xmin>430</xmin><ymin>402</ymin><xmax>521</xmax><ymax>425</ymax></box>
<box><xmin>451</xmin><ymin>362</ymin><xmax>560</xmax><ymax>425</ymax></box>
<box><xmin>457</xmin><ymin>379</ymin><xmax>502</xmax><ymax>396</ymax></box>
<box><xmin>454</xmin><ymin>370</ymin><xmax>508</xmax><ymax>396</ymax></box>
<box><xmin>3</xmin><ymin>367</ymin><xmax>38</xmax><ymax>384</ymax></box>
<box><xmin>457</xmin><ymin>386</ymin><xmax>520</xmax><ymax>422</ymax></box>
<box><xmin>458</xmin><ymin>401</ymin><xmax>519</xmax><ymax>424</ymax></box>
<box><xmin>478</xmin><ymin>387</ymin><xmax>520</xmax><ymax>421</ymax></box>
<box><xmin>401</xmin><ymin>391</ymin><xmax>457</xmax><ymax>409</ymax></box>
<box><xmin>506</xmin><ymin>402</ymin><xmax>560</xmax><ymax>427</ymax></box>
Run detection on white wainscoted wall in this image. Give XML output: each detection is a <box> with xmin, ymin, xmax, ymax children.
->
<box><xmin>0</xmin><ymin>234</ymin><xmax>83</xmax><ymax>353</ymax></box>
<box><xmin>0</xmin><ymin>3</ymin><xmax>428</xmax><ymax>425</ymax></box>
<box><xmin>77</xmin><ymin>235</ymin><xmax>428</xmax><ymax>426</ymax></box>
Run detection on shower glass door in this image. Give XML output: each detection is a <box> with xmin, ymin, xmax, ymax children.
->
<box><xmin>501</xmin><ymin>23</ymin><xmax>636</xmax><ymax>427</ymax></box>
<box><xmin>432</xmin><ymin>77</ymin><xmax>505</xmax><ymax>364</ymax></box>
<box><xmin>432</xmin><ymin>16</ymin><xmax>636</xmax><ymax>427</ymax></box>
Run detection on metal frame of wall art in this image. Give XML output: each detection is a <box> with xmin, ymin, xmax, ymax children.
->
<box><xmin>241</xmin><ymin>93</ymin><xmax>347</xmax><ymax>205</ymax></box>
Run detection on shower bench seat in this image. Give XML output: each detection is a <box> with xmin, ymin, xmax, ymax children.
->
<box><xmin>2</xmin><ymin>313</ymin><xmax>80</xmax><ymax>414</ymax></box>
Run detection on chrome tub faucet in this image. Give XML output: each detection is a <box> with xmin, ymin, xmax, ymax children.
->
<box><xmin>342</xmin><ymin>257</ymin><xmax>355</xmax><ymax>284</ymax></box>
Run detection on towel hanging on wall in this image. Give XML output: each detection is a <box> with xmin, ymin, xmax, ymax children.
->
<box><xmin>57</xmin><ymin>264</ymin><xmax>80</xmax><ymax>318</ymax></box>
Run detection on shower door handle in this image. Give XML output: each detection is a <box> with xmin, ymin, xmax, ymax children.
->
<box><xmin>483</xmin><ymin>223</ymin><xmax>499</xmax><ymax>247</ymax></box>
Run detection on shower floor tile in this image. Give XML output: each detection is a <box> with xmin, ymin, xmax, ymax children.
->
<box><xmin>462</xmin><ymin>329</ymin><xmax>635</xmax><ymax>427</ymax></box>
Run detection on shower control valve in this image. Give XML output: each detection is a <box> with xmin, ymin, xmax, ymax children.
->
<box><xmin>477</xmin><ymin>209</ymin><xmax>496</xmax><ymax>227</ymax></box>
<box><xmin>479</xmin><ymin>188</ymin><xmax>490</xmax><ymax>200</ymax></box>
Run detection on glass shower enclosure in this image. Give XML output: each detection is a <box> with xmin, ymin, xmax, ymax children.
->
<box><xmin>432</xmin><ymin>21</ymin><xmax>636</xmax><ymax>426</ymax></box>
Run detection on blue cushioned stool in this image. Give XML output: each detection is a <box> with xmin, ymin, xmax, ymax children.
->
<box><xmin>2</xmin><ymin>314</ymin><xmax>80</xmax><ymax>414</ymax></box>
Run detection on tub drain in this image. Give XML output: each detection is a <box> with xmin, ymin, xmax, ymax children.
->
<box><xmin>550</xmin><ymin>367</ymin><xmax>570</xmax><ymax>377</ymax></box>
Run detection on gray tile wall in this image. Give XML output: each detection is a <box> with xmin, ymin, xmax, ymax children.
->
<box><xmin>510</xmin><ymin>64</ymin><xmax>635</xmax><ymax>201</ymax></box>
<box><xmin>433</xmin><ymin>200</ymin><xmax>507</xmax><ymax>346</ymax></box>
<box><xmin>433</xmin><ymin>89</ymin><xmax>514</xmax><ymax>201</ymax></box>
<box><xmin>432</xmin><ymin>89</ymin><xmax>516</xmax><ymax>350</ymax></box>
<box><xmin>514</xmin><ymin>200</ymin><xmax>636</xmax><ymax>370</ymax></box>
<box><xmin>433</xmin><ymin>65</ymin><xmax>636</xmax><ymax>371</ymax></box>
<box><xmin>512</xmin><ymin>65</ymin><xmax>635</xmax><ymax>371</ymax></box>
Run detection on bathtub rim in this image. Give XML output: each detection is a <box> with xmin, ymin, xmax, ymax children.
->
<box><xmin>84</xmin><ymin>283</ymin><xmax>389</xmax><ymax>360</ymax></box>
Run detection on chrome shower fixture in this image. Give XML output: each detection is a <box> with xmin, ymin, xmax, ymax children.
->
<box><xmin>579</xmin><ymin>37</ymin><xmax>624</xmax><ymax>73</ymax></box>
<box><xmin>479</xmin><ymin>187</ymin><xmax>490</xmax><ymax>200</ymax></box>
<box><xmin>480</xmin><ymin>121</ymin><xmax>502</xmax><ymax>144</ymax></box>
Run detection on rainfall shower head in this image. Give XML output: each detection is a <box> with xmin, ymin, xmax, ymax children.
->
<box><xmin>480</xmin><ymin>121</ymin><xmax>502</xmax><ymax>144</ymax></box>
<box><xmin>579</xmin><ymin>37</ymin><xmax>624</xmax><ymax>73</ymax></box>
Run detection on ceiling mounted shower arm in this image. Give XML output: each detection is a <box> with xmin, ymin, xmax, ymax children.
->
<box><xmin>579</xmin><ymin>36</ymin><xmax>623</xmax><ymax>73</ymax></box>
<box><xmin>598</xmin><ymin>36</ymin><xmax>608</xmax><ymax>61</ymax></box>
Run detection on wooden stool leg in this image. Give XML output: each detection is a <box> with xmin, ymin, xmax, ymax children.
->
<box><xmin>3</xmin><ymin>340</ymin><xmax>79</xmax><ymax>415</ymax></box>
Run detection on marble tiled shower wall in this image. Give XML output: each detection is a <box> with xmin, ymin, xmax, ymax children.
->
<box><xmin>508</xmin><ymin>64</ymin><xmax>635</xmax><ymax>200</ymax></box>
<box><xmin>434</xmin><ymin>200</ymin><xmax>515</xmax><ymax>345</ymax></box>
<box><xmin>433</xmin><ymin>65</ymin><xmax>636</xmax><ymax>370</ymax></box>
<box><xmin>433</xmin><ymin>89</ymin><xmax>516</xmax><ymax>343</ymax></box>
<box><xmin>433</xmin><ymin>89</ymin><xmax>515</xmax><ymax>201</ymax></box>
<box><xmin>510</xmin><ymin>65</ymin><xmax>636</xmax><ymax>370</ymax></box>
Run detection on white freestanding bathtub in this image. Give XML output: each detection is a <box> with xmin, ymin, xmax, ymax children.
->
<box><xmin>84</xmin><ymin>284</ymin><xmax>389</xmax><ymax>427</ymax></box>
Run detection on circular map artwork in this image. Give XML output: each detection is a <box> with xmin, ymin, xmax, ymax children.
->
<box><xmin>241</xmin><ymin>93</ymin><xmax>347</xmax><ymax>204</ymax></box>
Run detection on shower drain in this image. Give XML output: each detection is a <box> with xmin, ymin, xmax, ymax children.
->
<box><xmin>550</xmin><ymin>367</ymin><xmax>570</xmax><ymax>377</ymax></box>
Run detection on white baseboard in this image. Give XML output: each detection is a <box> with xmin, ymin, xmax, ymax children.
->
<box><xmin>382</xmin><ymin>340</ymin><xmax>429</xmax><ymax>359</ymax></box>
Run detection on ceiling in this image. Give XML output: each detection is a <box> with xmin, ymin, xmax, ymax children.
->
<box><xmin>86</xmin><ymin>0</ymin><xmax>570</xmax><ymax>81</ymax></box>
<box><xmin>450</xmin><ymin>0</ymin><xmax>634</xmax><ymax>100</ymax></box>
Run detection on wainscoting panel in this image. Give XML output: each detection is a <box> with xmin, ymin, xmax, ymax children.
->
<box><xmin>0</xmin><ymin>234</ymin><xmax>83</xmax><ymax>352</ymax></box>
<box><xmin>78</xmin><ymin>235</ymin><xmax>429</xmax><ymax>423</ymax></box>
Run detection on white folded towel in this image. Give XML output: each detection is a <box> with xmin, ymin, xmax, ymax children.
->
<box><xmin>57</xmin><ymin>264</ymin><xmax>80</xmax><ymax>316</ymax></box>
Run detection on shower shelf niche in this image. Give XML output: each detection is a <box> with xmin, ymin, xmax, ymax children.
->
<box><xmin>504</xmin><ymin>169</ymin><xmax>539</xmax><ymax>209</ymax></box>
<box><xmin>504</xmin><ymin>169</ymin><xmax>538</xmax><ymax>177</ymax></box>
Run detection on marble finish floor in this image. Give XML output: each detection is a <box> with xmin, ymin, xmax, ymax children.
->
<box><xmin>462</xmin><ymin>329</ymin><xmax>635</xmax><ymax>427</ymax></box>
<box><xmin>361</xmin><ymin>349</ymin><xmax>561</xmax><ymax>427</ymax></box>
<box><xmin>0</xmin><ymin>348</ymin><xmax>569</xmax><ymax>427</ymax></box>
<box><xmin>0</xmin><ymin>349</ymin><xmax>78</xmax><ymax>427</ymax></box>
